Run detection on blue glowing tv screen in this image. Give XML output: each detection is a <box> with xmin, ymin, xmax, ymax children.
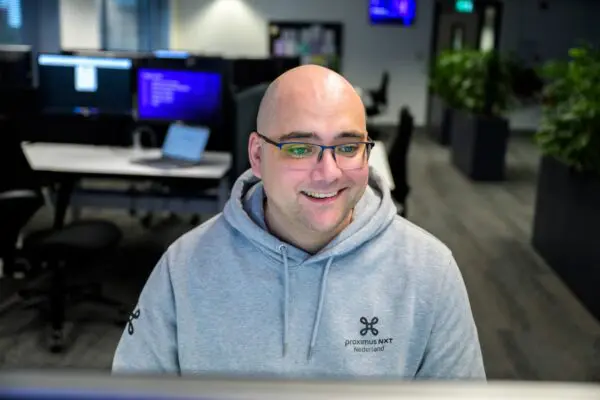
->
<box><xmin>369</xmin><ymin>0</ymin><xmax>416</xmax><ymax>26</ymax></box>
<box><xmin>136</xmin><ymin>68</ymin><xmax>222</xmax><ymax>124</ymax></box>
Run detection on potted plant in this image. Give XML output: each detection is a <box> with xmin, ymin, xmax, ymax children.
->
<box><xmin>438</xmin><ymin>49</ymin><xmax>516</xmax><ymax>181</ymax></box>
<box><xmin>428</xmin><ymin>50</ymin><xmax>465</xmax><ymax>145</ymax></box>
<box><xmin>531</xmin><ymin>45</ymin><xmax>600</xmax><ymax>320</ymax></box>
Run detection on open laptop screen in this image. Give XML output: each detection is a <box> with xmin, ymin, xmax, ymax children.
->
<box><xmin>162</xmin><ymin>124</ymin><xmax>210</xmax><ymax>163</ymax></box>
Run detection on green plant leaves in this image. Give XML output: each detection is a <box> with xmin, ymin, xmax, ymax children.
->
<box><xmin>535</xmin><ymin>44</ymin><xmax>600</xmax><ymax>176</ymax></box>
<box><xmin>429</xmin><ymin>49</ymin><xmax>515</xmax><ymax>116</ymax></box>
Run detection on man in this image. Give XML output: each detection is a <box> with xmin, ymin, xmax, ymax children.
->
<box><xmin>112</xmin><ymin>65</ymin><xmax>486</xmax><ymax>379</ymax></box>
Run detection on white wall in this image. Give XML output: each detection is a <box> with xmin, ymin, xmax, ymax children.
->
<box><xmin>170</xmin><ymin>0</ymin><xmax>435</xmax><ymax>125</ymax></box>
<box><xmin>59</xmin><ymin>0</ymin><xmax>101</xmax><ymax>50</ymax></box>
<box><xmin>500</xmin><ymin>0</ymin><xmax>600</xmax><ymax>131</ymax></box>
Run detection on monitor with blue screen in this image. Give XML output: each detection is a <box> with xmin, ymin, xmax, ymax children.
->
<box><xmin>37</xmin><ymin>53</ymin><xmax>133</xmax><ymax>116</ymax></box>
<box><xmin>369</xmin><ymin>0</ymin><xmax>416</xmax><ymax>25</ymax></box>
<box><xmin>136</xmin><ymin>68</ymin><xmax>222</xmax><ymax>125</ymax></box>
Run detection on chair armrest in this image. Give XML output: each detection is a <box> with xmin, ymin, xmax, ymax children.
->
<box><xmin>0</xmin><ymin>189</ymin><xmax>39</xmax><ymax>201</ymax></box>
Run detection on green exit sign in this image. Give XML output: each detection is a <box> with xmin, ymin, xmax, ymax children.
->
<box><xmin>455</xmin><ymin>0</ymin><xmax>474</xmax><ymax>13</ymax></box>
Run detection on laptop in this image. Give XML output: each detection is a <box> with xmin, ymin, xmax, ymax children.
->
<box><xmin>132</xmin><ymin>124</ymin><xmax>210</xmax><ymax>168</ymax></box>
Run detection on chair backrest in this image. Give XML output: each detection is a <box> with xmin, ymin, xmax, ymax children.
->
<box><xmin>372</xmin><ymin>71</ymin><xmax>390</xmax><ymax>105</ymax></box>
<box><xmin>232</xmin><ymin>83</ymin><xmax>269</xmax><ymax>182</ymax></box>
<box><xmin>0</xmin><ymin>127</ymin><xmax>44</xmax><ymax>259</ymax></box>
<box><xmin>0</xmin><ymin>119</ymin><xmax>40</xmax><ymax>193</ymax></box>
<box><xmin>388</xmin><ymin>106</ymin><xmax>414</xmax><ymax>202</ymax></box>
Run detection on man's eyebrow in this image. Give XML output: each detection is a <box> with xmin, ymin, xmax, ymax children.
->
<box><xmin>277</xmin><ymin>131</ymin><xmax>368</xmax><ymax>141</ymax></box>
<box><xmin>335</xmin><ymin>131</ymin><xmax>368</xmax><ymax>140</ymax></box>
<box><xmin>277</xmin><ymin>132</ymin><xmax>317</xmax><ymax>141</ymax></box>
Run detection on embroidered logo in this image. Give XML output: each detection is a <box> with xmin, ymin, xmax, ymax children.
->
<box><xmin>360</xmin><ymin>316</ymin><xmax>379</xmax><ymax>336</ymax></box>
<box><xmin>127</xmin><ymin>309</ymin><xmax>140</xmax><ymax>335</ymax></box>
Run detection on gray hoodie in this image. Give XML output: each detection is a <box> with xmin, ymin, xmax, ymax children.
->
<box><xmin>112</xmin><ymin>168</ymin><xmax>486</xmax><ymax>380</ymax></box>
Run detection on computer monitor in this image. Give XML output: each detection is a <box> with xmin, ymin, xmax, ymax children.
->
<box><xmin>135</xmin><ymin>67</ymin><xmax>223</xmax><ymax>125</ymax></box>
<box><xmin>232</xmin><ymin>57</ymin><xmax>299</xmax><ymax>92</ymax></box>
<box><xmin>37</xmin><ymin>53</ymin><xmax>133</xmax><ymax>116</ymax></box>
<box><xmin>0</xmin><ymin>44</ymin><xmax>33</xmax><ymax>89</ymax></box>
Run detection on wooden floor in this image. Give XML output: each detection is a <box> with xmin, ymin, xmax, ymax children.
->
<box><xmin>405</xmin><ymin>132</ymin><xmax>600</xmax><ymax>381</ymax></box>
<box><xmin>0</xmin><ymin>131</ymin><xmax>599</xmax><ymax>381</ymax></box>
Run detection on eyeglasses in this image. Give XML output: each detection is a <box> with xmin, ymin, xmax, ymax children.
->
<box><xmin>256</xmin><ymin>132</ymin><xmax>375</xmax><ymax>171</ymax></box>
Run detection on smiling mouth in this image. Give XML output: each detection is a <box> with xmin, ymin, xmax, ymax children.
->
<box><xmin>301</xmin><ymin>188</ymin><xmax>347</xmax><ymax>201</ymax></box>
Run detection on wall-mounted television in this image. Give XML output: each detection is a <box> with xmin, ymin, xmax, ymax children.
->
<box><xmin>369</xmin><ymin>0</ymin><xmax>416</xmax><ymax>26</ymax></box>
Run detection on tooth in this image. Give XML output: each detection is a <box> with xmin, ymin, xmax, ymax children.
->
<box><xmin>304</xmin><ymin>191</ymin><xmax>338</xmax><ymax>198</ymax></box>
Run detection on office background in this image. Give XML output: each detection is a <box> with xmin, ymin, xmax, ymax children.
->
<box><xmin>0</xmin><ymin>0</ymin><xmax>599</xmax><ymax>386</ymax></box>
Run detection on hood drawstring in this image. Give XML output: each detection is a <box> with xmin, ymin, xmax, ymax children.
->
<box><xmin>279</xmin><ymin>245</ymin><xmax>290</xmax><ymax>357</ymax></box>
<box><xmin>278</xmin><ymin>245</ymin><xmax>333</xmax><ymax>362</ymax></box>
<box><xmin>308</xmin><ymin>256</ymin><xmax>333</xmax><ymax>361</ymax></box>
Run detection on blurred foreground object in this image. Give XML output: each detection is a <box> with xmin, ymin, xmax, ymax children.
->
<box><xmin>0</xmin><ymin>370</ymin><xmax>599</xmax><ymax>399</ymax></box>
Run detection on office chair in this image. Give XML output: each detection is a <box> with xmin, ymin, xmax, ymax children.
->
<box><xmin>388</xmin><ymin>107</ymin><xmax>414</xmax><ymax>218</ymax></box>
<box><xmin>233</xmin><ymin>83</ymin><xmax>270</xmax><ymax>181</ymax></box>
<box><xmin>365</xmin><ymin>71</ymin><xmax>390</xmax><ymax>118</ymax></box>
<box><xmin>0</xmin><ymin>140</ymin><xmax>127</xmax><ymax>353</ymax></box>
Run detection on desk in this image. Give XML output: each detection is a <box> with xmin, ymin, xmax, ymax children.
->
<box><xmin>22</xmin><ymin>142</ymin><xmax>232</xmax><ymax>228</ymax></box>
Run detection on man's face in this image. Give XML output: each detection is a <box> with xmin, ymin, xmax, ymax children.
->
<box><xmin>249</xmin><ymin>79</ymin><xmax>369</xmax><ymax>236</ymax></box>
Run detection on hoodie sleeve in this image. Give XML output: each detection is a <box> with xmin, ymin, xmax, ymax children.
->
<box><xmin>416</xmin><ymin>255</ymin><xmax>486</xmax><ymax>380</ymax></box>
<box><xmin>112</xmin><ymin>253</ymin><xmax>180</xmax><ymax>374</ymax></box>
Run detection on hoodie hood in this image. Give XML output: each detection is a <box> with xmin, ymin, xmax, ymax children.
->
<box><xmin>223</xmin><ymin>167</ymin><xmax>398</xmax><ymax>360</ymax></box>
<box><xmin>223</xmin><ymin>166</ymin><xmax>397</xmax><ymax>266</ymax></box>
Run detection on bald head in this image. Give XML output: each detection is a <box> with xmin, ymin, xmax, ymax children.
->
<box><xmin>256</xmin><ymin>65</ymin><xmax>365</xmax><ymax>136</ymax></box>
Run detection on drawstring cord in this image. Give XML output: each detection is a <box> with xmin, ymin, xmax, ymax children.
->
<box><xmin>279</xmin><ymin>244</ymin><xmax>334</xmax><ymax>361</ymax></box>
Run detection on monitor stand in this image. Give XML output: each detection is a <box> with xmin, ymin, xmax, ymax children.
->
<box><xmin>131</xmin><ymin>125</ymin><xmax>157</xmax><ymax>154</ymax></box>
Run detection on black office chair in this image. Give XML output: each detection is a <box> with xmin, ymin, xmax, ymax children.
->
<box><xmin>232</xmin><ymin>83</ymin><xmax>270</xmax><ymax>181</ymax></box>
<box><xmin>365</xmin><ymin>71</ymin><xmax>390</xmax><ymax>118</ymax></box>
<box><xmin>388</xmin><ymin>107</ymin><xmax>415</xmax><ymax>218</ymax></box>
<box><xmin>0</xmin><ymin>139</ymin><xmax>127</xmax><ymax>353</ymax></box>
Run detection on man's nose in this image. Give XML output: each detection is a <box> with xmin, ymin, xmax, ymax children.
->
<box><xmin>311</xmin><ymin>148</ymin><xmax>343</xmax><ymax>181</ymax></box>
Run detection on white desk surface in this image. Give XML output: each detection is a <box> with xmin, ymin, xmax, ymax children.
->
<box><xmin>22</xmin><ymin>142</ymin><xmax>232</xmax><ymax>180</ymax></box>
<box><xmin>370</xmin><ymin>140</ymin><xmax>395</xmax><ymax>190</ymax></box>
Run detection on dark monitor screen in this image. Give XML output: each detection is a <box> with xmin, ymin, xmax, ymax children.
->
<box><xmin>232</xmin><ymin>57</ymin><xmax>299</xmax><ymax>91</ymax></box>
<box><xmin>369</xmin><ymin>0</ymin><xmax>416</xmax><ymax>25</ymax></box>
<box><xmin>136</xmin><ymin>68</ymin><xmax>222</xmax><ymax>124</ymax></box>
<box><xmin>0</xmin><ymin>44</ymin><xmax>33</xmax><ymax>89</ymax></box>
<box><xmin>231</xmin><ymin>58</ymin><xmax>274</xmax><ymax>91</ymax></box>
<box><xmin>37</xmin><ymin>54</ymin><xmax>133</xmax><ymax>116</ymax></box>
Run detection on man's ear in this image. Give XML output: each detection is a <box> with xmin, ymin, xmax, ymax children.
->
<box><xmin>248</xmin><ymin>131</ymin><xmax>262</xmax><ymax>179</ymax></box>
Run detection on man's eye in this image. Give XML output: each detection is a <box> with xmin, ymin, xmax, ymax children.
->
<box><xmin>337</xmin><ymin>144</ymin><xmax>359</xmax><ymax>154</ymax></box>
<box><xmin>283</xmin><ymin>144</ymin><xmax>314</xmax><ymax>157</ymax></box>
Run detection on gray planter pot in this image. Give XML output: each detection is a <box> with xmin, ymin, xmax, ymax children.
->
<box><xmin>532</xmin><ymin>155</ymin><xmax>600</xmax><ymax>321</ymax></box>
<box><xmin>450</xmin><ymin>109</ymin><xmax>509</xmax><ymax>181</ymax></box>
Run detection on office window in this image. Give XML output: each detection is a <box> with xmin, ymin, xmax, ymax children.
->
<box><xmin>100</xmin><ymin>0</ymin><xmax>169</xmax><ymax>52</ymax></box>
<box><xmin>0</xmin><ymin>0</ymin><xmax>22</xmax><ymax>44</ymax></box>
